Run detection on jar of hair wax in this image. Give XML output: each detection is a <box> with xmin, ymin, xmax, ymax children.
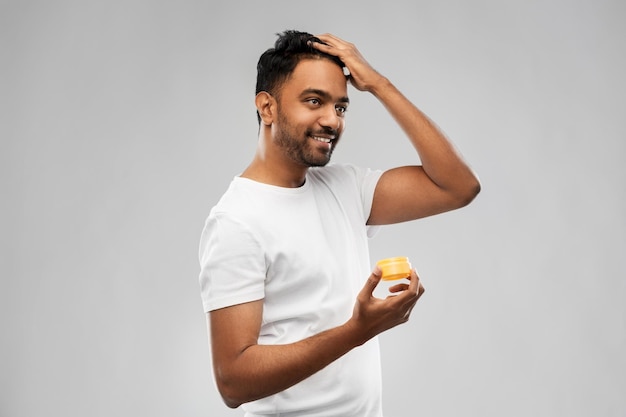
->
<box><xmin>376</xmin><ymin>257</ymin><xmax>412</xmax><ymax>280</ymax></box>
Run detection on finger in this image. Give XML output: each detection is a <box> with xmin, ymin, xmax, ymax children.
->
<box><xmin>417</xmin><ymin>281</ymin><xmax>426</xmax><ymax>298</ymax></box>
<box><xmin>388</xmin><ymin>283</ymin><xmax>409</xmax><ymax>293</ymax></box>
<box><xmin>314</xmin><ymin>33</ymin><xmax>342</xmax><ymax>44</ymax></box>
<box><xmin>360</xmin><ymin>265</ymin><xmax>382</xmax><ymax>297</ymax></box>
<box><xmin>408</xmin><ymin>268</ymin><xmax>420</xmax><ymax>293</ymax></box>
<box><xmin>312</xmin><ymin>34</ymin><xmax>351</xmax><ymax>53</ymax></box>
<box><xmin>308</xmin><ymin>39</ymin><xmax>333</xmax><ymax>54</ymax></box>
<box><xmin>408</xmin><ymin>269</ymin><xmax>426</xmax><ymax>302</ymax></box>
<box><xmin>411</xmin><ymin>270</ymin><xmax>426</xmax><ymax>300</ymax></box>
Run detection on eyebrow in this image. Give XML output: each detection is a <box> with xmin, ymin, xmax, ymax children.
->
<box><xmin>301</xmin><ymin>88</ymin><xmax>350</xmax><ymax>104</ymax></box>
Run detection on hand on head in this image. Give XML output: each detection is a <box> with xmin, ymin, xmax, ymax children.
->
<box><xmin>309</xmin><ymin>33</ymin><xmax>385</xmax><ymax>92</ymax></box>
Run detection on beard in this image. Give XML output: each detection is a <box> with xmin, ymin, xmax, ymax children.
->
<box><xmin>274</xmin><ymin>110</ymin><xmax>339</xmax><ymax>168</ymax></box>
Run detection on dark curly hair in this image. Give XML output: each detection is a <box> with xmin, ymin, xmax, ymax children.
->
<box><xmin>255</xmin><ymin>30</ymin><xmax>346</xmax><ymax>124</ymax></box>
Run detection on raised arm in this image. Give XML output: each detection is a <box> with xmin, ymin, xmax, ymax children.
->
<box><xmin>208</xmin><ymin>267</ymin><xmax>424</xmax><ymax>408</ymax></box>
<box><xmin>311</xmin><ymin>34</ymin><xmax>481</xmax><ymax>225</ymax></box>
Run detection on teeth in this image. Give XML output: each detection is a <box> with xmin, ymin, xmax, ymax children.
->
<box><xmin>313</xmin><ymin>136</ymin><xmax>332</xmax><ymax>143</ymax></box>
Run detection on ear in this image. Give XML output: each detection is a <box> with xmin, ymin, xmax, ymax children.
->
<box><xmin>255</xmin><ymin>91</ymin><xmax>276</xmax><ymax>126</ymax></box>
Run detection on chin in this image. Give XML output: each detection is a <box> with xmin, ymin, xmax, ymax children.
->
<box><xmin>307</xmin><ymin>156</ymin><xmax>332</xmax><ymax>167</ymax></box>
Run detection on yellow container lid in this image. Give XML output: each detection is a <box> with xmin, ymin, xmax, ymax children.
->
<box><xmin>376</xmin><ymin>257</ymin><xmax>412</xmax><ymax>281</ymax></box>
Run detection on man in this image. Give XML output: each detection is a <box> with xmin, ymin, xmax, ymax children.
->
<box><xmin>198</xmin><ymin>30</ymin><xmax>480</xmax><ymax>416</ymax></box>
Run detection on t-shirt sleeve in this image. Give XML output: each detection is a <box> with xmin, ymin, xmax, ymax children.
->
<box><xmin>198</xmin><ymin>211</ymin><xmax>266</xmax><ymax>312</ymax></box>
<box><xmin>357</xmin><ymin>167</ymin><xmax>383</xmax><ymax>224</ymax></box>
<box><xmin>344</xmin><ymin>164</ymin><xmax>383</xmax><ymax>238</ymax></box>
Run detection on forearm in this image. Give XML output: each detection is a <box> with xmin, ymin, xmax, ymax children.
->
<box><xmin>210</xmin><ymin>265</ymin><xmax>423</xmax><ymax>408</ymax></box>
<box><xmin>213</xmin><ymin>320</ymin><xmax>365</xmax><ymax>408</ymax></box>
<box><xmin>370</xmin><ymin>77</ymin><xmax>481</xmax><ymax>200</ymax></box>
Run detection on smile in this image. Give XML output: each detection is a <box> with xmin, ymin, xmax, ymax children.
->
<box><xmin>312</xmin><ymin>136</ymin><xmax>334</xmax><ymax>144</ymax></box>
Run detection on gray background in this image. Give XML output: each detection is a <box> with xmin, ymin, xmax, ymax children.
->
<box><xmin>2</xmin><ymin>0</ymin><xmax>624</xmax><ymax>416</ymax></box>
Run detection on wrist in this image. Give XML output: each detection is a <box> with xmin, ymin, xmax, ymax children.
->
<box><xmin>367</xmin><ymin>75</ymin><xmax>393</xmax><ymax>98</ymax></box>
<box><xmin>342</xmin><ymin>317</ymin><xmax>371</xmax><ymax>347</ymax></box>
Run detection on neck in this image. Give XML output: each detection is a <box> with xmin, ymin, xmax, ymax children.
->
<box><xmin>241</xmin><ymin>130</ymin><xmax>308</xmax><ymax>188</ymax></box>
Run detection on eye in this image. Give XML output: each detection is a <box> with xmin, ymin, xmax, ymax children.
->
<box><xmin>335</xmin><ymin>105</ymin><xmax>348</xmax><ymax>115</ymax></box>
<box><xmin>307</xmin><ymin>98</ymin><xmax>321</xmax><ymax>106</ymax></box>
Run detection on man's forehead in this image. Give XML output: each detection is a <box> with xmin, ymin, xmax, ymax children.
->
<box><xmin>287</xmin><ymin>59</ymin><xmax>348</xmax><ymax>98</ymax></box>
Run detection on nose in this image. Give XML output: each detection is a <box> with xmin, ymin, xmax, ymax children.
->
<box><xmin>318</xmin><ymin>106</ymin><xmax>343</xmax><ymax>132</ymax></box>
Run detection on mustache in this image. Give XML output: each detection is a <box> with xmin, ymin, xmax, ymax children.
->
<box><xmin>306</xmin><ymin>127</ymin><xmax>339</xmax><ymax>138</ymax></box>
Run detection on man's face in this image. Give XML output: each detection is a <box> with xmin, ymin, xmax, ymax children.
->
<box><xmin>272</xmin><ymin>58</ymin><xmax>349</xmax><ymax>167</ymax></box>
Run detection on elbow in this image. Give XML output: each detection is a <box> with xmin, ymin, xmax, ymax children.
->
<box><xmin>466</xmin><ymin>176</ymin><xmax>482</xmax><ymax>203</ymax></box>
<box><xmin>453</xmin><ymin>175</ymin><xmax>481</xmax><ymax>209</ymax></box>
<box><xmin>222</xmin><ymin>395</ymin><xmax>243</xmax><ymax>410</ymax></box>
<box><xmin>217</xmin><ymin>386</ymin><xmax>244</xmax><ymax>409</ymax></box>
<box><xmin>211</xmin><ymin>344</ymin><xmax>265</xmax><ymax>408</ymax></box>
<box><xmin>214</xmin><ymin>365</ymin><xmax>263</xmax><ymax>409</ymax></box>
<box><xmin>215</xmin><ymin>375</ymin><xmax>245</xmax><ymax>409</ymax></box>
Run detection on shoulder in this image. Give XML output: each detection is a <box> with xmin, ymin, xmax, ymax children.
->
<box><xmin>201</xmin><ymin>179</ymin><xmax>266</xmax><ymax>245</ymax></box>
<box><xmin>209</xmin><ymin>177</ymin><xmax>277</xmax><ymax>221</ymax></box>
<box><xmin>309</xmin><ymin>163</ymin><xmax>381</xmax><ymax>185</ymax></box>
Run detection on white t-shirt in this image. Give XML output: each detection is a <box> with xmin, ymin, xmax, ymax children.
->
<box><xmin>198</xmin><ymin>163</ymin><xmax>384</xmax><ymax>416</ymax></box>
